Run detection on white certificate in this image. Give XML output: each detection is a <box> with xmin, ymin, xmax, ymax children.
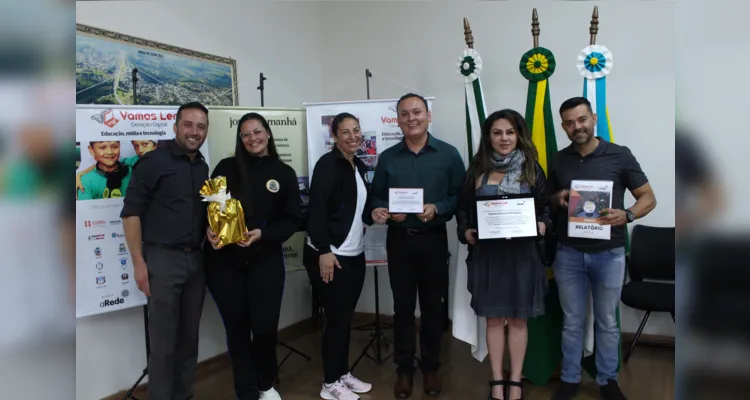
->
<box><xmin>389</xmin><ymin>188</ymin><xmax>424</xmax><ymax>214</ymax></box>
<box><xmin>476</xmin><ymin>197</ymin><xmax>537</xmax><ymax>240</ymax></box>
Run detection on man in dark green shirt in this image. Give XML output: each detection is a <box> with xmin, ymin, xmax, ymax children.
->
<box><xmin>370</xmin><ymin>93</ymin><xmax>465</xmax><ymax>398</ymax></box>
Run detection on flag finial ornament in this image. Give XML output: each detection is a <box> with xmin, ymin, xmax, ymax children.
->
<box><xmin>463</xmin><ymin>17</ymin><xmax>474</xmax><ymax>49</ymax></box>
<box><xmin>589</xmin><ymin>6</ymin><xmax>599</xmax><ymax>45</ymax></box>
<box><xmin>520</xmin><ymin>9</ymin><xmax>555</xmax><ymax>82</ymax></box>
<box><xmin>532</xmin><ymin>8</ymin><xmax>540</xmax><ymax>48</ymax></box>
<box><xmin>457</xmin><ymin>19</ymin><xmax>482</xmax><ymax>84</ymax></box>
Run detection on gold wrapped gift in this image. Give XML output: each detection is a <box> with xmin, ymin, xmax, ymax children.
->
<box><xmin>200</xmin><ymin>176</ymin><xmax>247</xmax><ymax>247</ymax></box>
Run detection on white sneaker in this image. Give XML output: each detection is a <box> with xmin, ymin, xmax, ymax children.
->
<box><xmin>320</xmin><ymin>380</ymin><xmax>359</xmax><ymax>400</ymax></box>
<box><xmin>340</xmin><ymin>372</ymin><xmax>372</xmax><ymax>393</ymax></box>
<box><xmin>260</xmin><ymin>387</ymin><xmax>282</xmax><ymax>400</ymax></box>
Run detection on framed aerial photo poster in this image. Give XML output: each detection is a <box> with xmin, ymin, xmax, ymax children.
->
<box><xmin>76</xmin><ymin>24</ymin><xmax>238</xmax><ymax>106</ymax></box>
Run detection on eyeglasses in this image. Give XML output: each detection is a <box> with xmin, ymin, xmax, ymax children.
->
<box><xmin>239</xmin><ymin>130</ymin><xmax>267</xmax><ymax>140</ymax></box>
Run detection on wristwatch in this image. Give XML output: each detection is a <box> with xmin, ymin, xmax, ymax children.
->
<box><xmin>624</xmin><ymin>209</ymin><xmax>636</xmax><ymax>223</ymax></box>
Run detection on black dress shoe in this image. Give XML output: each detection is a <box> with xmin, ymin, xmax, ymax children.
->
<box><xmin>551</xmin><ymin>381</ymin><xmax>579</xmax><ymax>400</ymax></box>
<box><xmin>601</xmin><ymin>379</ymin><xmax>627</xmax><ymax>400</ymax></box>
<box><xmin>394</xmin><ymin>374</ymin><xmax>413</xmax><ymax>399</ymax></box>
<box><xmin>423</xmin><ymin>371</ymin><xmax>442</xmax><ymax>396</ymax></box>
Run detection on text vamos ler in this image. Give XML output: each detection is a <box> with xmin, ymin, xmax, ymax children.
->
<box><xmin>230</xmin><ymin>116</ymin><xmax>297</xmax><ymax>128</ymax></box>
<box><xmin>119</xmin><ymin>111</ymin><xmax>177</xmax><ymax>121</ymax></box>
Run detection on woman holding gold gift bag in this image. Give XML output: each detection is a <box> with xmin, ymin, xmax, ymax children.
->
<box><xmin>303</xmin><ymin>112</ymin><xmax>374</xmax><ymax>400</ymax></box>
<box><xmin>205</xmin><ymin>112</ymin><xmax>303</xmax><ymax>400</ymax></box>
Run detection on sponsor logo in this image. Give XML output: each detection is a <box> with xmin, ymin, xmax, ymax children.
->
<box><xmin>122</xmin><ymin>290</ymin><xmax>129</xmax><ymax>298</ymax></box>
<box><xmin>266</xmin><ymin>179</ymin><xmax>280</xmax><ymax>193</ymax></box>
<box><xmin>120</xmin><ymin>258</ymin><xmax>128</xmax><ymax>269</ymax></box>
<box><xmin>91</xmin><ymin>109</ymin><xmax>120</xmax><ymax>128</ymax></box>
<box><xmin>100</xmin><ymin>297</ymin><xmax>124</xmax><ymax>308</ymax></box>
<box><xmin>111</xmin><ymin>232</ymin><xmax>125</xmax><ymax>238</ymax></box>
<box><xmin>96</xmin><ymin>276</ymin><xmax>106</xmax><ymax>285</ymax></box>
<box><xmin>118</xmin><ymin>243</ymin><xmax>127</xmax><ymax>254</ymax></box>
<box><xmin>109</xmin><ymin>220</ymin><xmax>122</xmax><ymax>226</ymax></box>
<box><xmin>388</xmin><ymin>104</ymin><xmax>397</xmax><ymax>113</ymax></box>
<box><xmin>84</xmin><ymin>220</ymin><xmax>106</xmax><ymax>228</ymax></box>
<box><xmin>94</xmin><ymin>247</ymin><xmax>102</xmax><ymax>257</ymax></box>
<box><xmin>121</xmin><ymin>273</ymin><xmax>129</xmax><ymax>281</ymax></box>
<box><xmin>88</xmin><ymin>234</ymin><xmax>105</xmax><ymax>241</ymax></box>
<box><xmin>96</xmin><ymin>262</ymin><xmax>104</xmax><ymax>271</ymax></box>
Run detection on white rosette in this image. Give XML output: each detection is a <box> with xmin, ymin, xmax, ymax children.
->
<box><xmin>456</xmin><ymin>48</ymin><xmax>483</xmax><ymax>83</ymax></box>
<box><xmin>576</xmin><ymin>45</ymin><xmax>613</xmax><ymax>80</ymax></box>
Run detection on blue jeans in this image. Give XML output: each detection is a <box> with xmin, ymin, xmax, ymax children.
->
<box><xmin>554</xmin><ymin>243</ymin><xmax>626</xmax><ymax>385</ymax></box>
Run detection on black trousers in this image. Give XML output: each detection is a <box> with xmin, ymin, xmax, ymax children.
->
<box><xmin>205</xmin><ymin>249</ymin><xmax>285</xmax><ymax>400</ymax></box>
<box><xmin>386</xmin><ymin>226</ymin><xmax>449</xmax><ymax>376</ymax></box>
<box><xmin>143</xmin><ymin>244</ymin><xmax>206</xmax><ymax>400</ymax></box>
<box><xmin>304</xmin><ymin>244</ymin><xmax>366</xmax><ymax>384</ymax></box>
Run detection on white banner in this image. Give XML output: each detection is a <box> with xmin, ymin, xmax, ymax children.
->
<box><xmin>75</xmin><ymin>105</ymin><xmax>209</xmax><ymax>318</ymax></box>
<box><xmin>206</xmin><ymin>107</ymin><xmax>308</xmax><ymax>271</ymax></box>
<box><xmin>303</xmin><ymin>98</ymin><xmax>434</xmax><ymax>263</ymax></box>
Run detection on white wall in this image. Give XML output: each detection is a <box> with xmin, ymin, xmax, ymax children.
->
<box><xmin>316</xmin><ymin>0</ymin><xmax>676</xmax><ymax>337</ymax></box>
<box><xmin>75</xmin><ymin>1</ymin><xmax>323</xmax><ymax>399</ymax></box>
<box><xmin>77</xmin><ymin>1</ymin><xmax>675</xmax><ymax>398</ymax></box>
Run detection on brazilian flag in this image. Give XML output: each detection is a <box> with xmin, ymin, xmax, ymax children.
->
<box><xmin>518</xmin><ymin>45</ymin><xmax>564</xmax><ymax>386</ymax></box>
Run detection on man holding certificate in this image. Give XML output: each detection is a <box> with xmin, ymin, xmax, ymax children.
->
<box><xmin>548</xmin><ymin>97</ymin><xmax>657</xmax><ymax>400</ymax></box>
<box><xmin>370</xmin><ymin>93</ymin><xmax>465</xmax><ymax>398</ymax></box>
<box><xmin>456</xmin><ymin>109</ymin><xmax>551</xmax><ymax>400</ymax></box>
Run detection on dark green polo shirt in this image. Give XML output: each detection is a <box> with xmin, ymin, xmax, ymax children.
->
<box><xmin>370</xmin><ymin>133</ymin><xmax>466</xmax><ymax>228</ymax></box>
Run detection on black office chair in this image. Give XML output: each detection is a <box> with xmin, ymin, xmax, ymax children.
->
<box><xmin>620</xmin><ymin>225</ymin><xmax>675</xmax><ymax>363</ymax></box>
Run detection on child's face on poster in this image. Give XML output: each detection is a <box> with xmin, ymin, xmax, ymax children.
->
<box><xmin>131</xmin><ymin>140</ymin><xmax>157</xmax><ymax>156</ymax></box>
<box><xmin>88</xmin><ymin>141</ymin><xmax>120</xmax><ymax>168</ymax></box>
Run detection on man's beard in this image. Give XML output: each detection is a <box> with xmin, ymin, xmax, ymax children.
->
<box><xmin>573</xmin><ymin>129</ymin><xmax>591</xmax><ymax>144</ymax></box>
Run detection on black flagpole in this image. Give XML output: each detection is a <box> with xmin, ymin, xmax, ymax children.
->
<box><xmin>257</xmin><ymin>72</ymin><xmax>267</xmax><ymax>106</ymax></box>
<box><xmin>123</xmin><ymin>68</ymin><xmax>149</xmax><ymax>400</ymax></box>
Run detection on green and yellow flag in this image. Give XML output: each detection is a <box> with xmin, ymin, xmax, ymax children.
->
<box><xmin>519</xmin><ymin>8</ymin><xmax>564</xmax><ymax>386</ymax></box>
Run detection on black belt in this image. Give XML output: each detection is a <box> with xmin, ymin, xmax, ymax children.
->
<box><xmin>390</xmin><ymin>225</ymin><xmax>446</xmax><ymax>236</ymax></box>
<box><xmin>145</xmin><ymin>243</ymin><xmax>202</xmax><ymax>252</ymax></box>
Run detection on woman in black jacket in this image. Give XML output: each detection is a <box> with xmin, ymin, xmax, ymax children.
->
<box><xmin>456</xmin><ymin>109</ymin><xmax>551</xmax><ymax>400</ymax></box>
<box><xmin>303</xmin><ymin>112</ymin><xmax>374</xmax><ymax>400</ymax></box>
<box><xmin>205</xmin><ymin>112</ymin><xmax>303</xmax><ymax>400</ymax></box>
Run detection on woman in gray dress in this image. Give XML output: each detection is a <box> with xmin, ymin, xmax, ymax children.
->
<box><xmin>456</xmin><ymin>109</ymin><xmax>551</xmax><ymax>400</ymax></box>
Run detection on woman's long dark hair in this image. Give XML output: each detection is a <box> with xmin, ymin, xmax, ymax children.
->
<box><xmin>234</xmin><ymin>112</ymin><xmax>280</xmax><ymax>215</ymax></box>
<box><xmin>330</xmin><ymin>112</ymin><xmax>359</xmax><ymax>139</ymax></box>
<box><xmin>466</xmin><ymin>109</ymin><xmax>538</xmax><ymax>188</ymax></box>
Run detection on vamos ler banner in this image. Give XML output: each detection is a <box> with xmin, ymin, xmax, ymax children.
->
<box><xmin>75</xmin><ymin>105</ymin><xmax>209</xmax><ymax>318</ymax></box>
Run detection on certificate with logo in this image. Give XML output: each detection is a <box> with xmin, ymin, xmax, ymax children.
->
<box><xmin>476</xmin><ymin>195</ymin><xmax>537</xmax><ymax>240</ymax></box>
<box><xmin>389</xmin><ymin>188</ymin><xmax>424</xmax><ymax>214</ymax></box>
<box><xmin>567</xmin><ymin>180</ymin><xmax>613</xmax><ymax>240</ymax></box>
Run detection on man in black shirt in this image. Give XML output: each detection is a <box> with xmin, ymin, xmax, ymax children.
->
<box><xmin>548</xmin><ymin>97</ymin><xmax>656</xmax><ymax>400</ymax></box>
<box><xmin>121</xmin><ymin>102</ymin><xmax>210</xmax><ymax>400</ymax></box>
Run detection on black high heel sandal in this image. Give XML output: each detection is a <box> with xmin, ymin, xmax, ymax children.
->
<box><xmin>488</xmin><ymin>380</ymin><xmax>508</xmax><ymax>400</ymax></box>
<box><xmin>507</xmin><ymin>380</ymin><xmax>524</xmax><ymax>400</ymax></box>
